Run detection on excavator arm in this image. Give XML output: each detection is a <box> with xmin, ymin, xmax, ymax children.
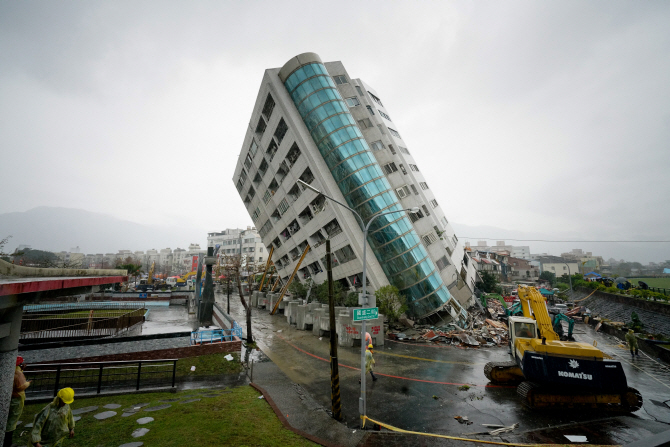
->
<box><xmin>551</xmin><ymin>313</ymin><xmax>575</xmax><ymax>339</ymax></box>
<box><xmin>517</xmin><ymin>285</ymin><xmax>559</xmax><ymax>341</ymax></box>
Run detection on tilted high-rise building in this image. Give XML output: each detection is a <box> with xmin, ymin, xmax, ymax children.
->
<box><xmin>233</xmin><ymin>52</ymin><xmax>477</xmax><ymax>320</ymax></box>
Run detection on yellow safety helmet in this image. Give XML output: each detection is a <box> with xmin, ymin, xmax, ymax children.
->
<box><xmin>368</xmin><ymin>344</ymin><xmax>373</xmax><ymax>350</ymax></box>
<box><xmin>57</xmin><ymin>387</ymin><xmax>75</xmax><ymax>404</ymax></box>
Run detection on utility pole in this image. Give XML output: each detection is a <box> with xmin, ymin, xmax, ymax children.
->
<box><xmin>326</xmin><ymin>239</ymin><xmax>343</xmax><ymax>421</ymax></box>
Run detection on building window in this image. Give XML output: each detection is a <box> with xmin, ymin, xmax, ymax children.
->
<box><xmin>422</xmin><ymin>204</ymin><xmax>431</xmax><ymax>216</ymax></box>
<box><xmin>422</xmin><ymin>233</ymin><xmax>437</xmax><ymax>246</ymax></box>
<box><xmin>366</xmin><ymin>105</ymin><xmax>374</xmax><ymax>116</ymax></box>
<box><xmin>388</xmin><ymin>127</ymin><xmax>401</xmax><ymax>138</ymax></box>
<box><xmin>255</xmin><ymin>116</ymin><xmax>267</xmax><ymax>134</ymax></box>
<box><xmin>263</xmin><ymin>190</ymin><xmax>272</xmax><ymax>204</ymax></box>
<box><xmin>377</xmin><ymin>124</ymin><xmax>385</xmax><ymax>134</ymax></box>
<box><xmin>244</xmin><ymin>153</ymin><xmax>253</xmax><ymax>170</ymax></box>
<box><xmin>261</xmin><ymin>94</ymin><xmax>275</xmax><ymax>120</ymax></box>
<box><xmin>333</xmin><ymin>75</ymin><xmax>348</xmax><ymax>85</ymax></box>
<box><xmin>436</xmin><ymin>256</ymin><xmax>450</xmax><ymax>271</ymax></box>
<box><xmin>370</xmin><ymin>140</ymin><xmax>384</xmax><ymax>151</ymax></box>
<box><xmin>285</xmin><ymin>143</ymin><xmax>301</xmax><ymax>167</ymax></box>
<box><xmin>251</xmin><ymin>207</ymin><xmax>260</xmax><ymax>222</ymax></box>
<box><xmin>278</xmin><ymin>198</ymin><xmax>289</xmax><ymax>215</ymax></box>
<box><xmin>441</xmin><ymin>217</ymin><xmax>448</xmax><ymax>228</ymax></box>
<box><xmin>274</xmin><ymin>118</ymin><xmax>289</xmax><ymax>145</ymax></box>
<box><xmin>383</xmin><ymin>162</ymin><xmax>398</xmax><ymax>175</ymax></box>
<box><xmin>334</xmin><ymin>245</ymin><xmax>357</xmax><ymax>264</ymax></box>
<box><xmin>259</xmin><ymin>219</ymin><xmax>273</xmax><ymax>238</ymax></box>
<box><xmin>395</xmin><ymin>185</ymin><xmax>410</xmax><ymax>199</ymax></box>
<box><xmin>378</xmin><ymin>110</ymin><xmax>392</xmax><ymax>121</ymax></box>
<box><xmin>409</xmin><ymin>209</ymin><xmax>424</xmax><ymax>223</ymax></box>
<box><xmin>345</xmin><ymin>97</ymin><xmax>360</xmax><ymax>107</ymax></box>
<box><xmin>368</xmin><ymin>92</ymin><xmax>384</xmax><ymax>106</ymax></box>
<box><xmin>358</xmin><ymin>118</ymin><xmax>373</xmax><ymax>129</ymax></box>
<box><xmin>249</xmin><ymin>140</ymin><xmax>259</xmax><ymax>157</ymax></box>
<box><xmin>430</xmin><ymin>199</ymin><xmax>439</xmax><ymax>208</ymax></box>
<box><xmin>266</xmin><ymin>140</ymin><xmax>278</xmax><ymax>161</ymax></box>
<box><xmin>409</xmin><ymin>164</ymin><xmax>419</xmax><ymax>172</ymax></box>
<box><xmin>399</xmin><ymin>164</ymin><xmax>407</xmax><ymax>175</ymax></box>
<box><xmin>388</xmin><ymin>144</ymin><xmax>397</xmax><ymax>155</ymax></box>
<box><xmin>420</xmin><ymin>182</ymin><xmax>429</xmax><ymax>190</ymax></box>
<box><xmin>355</xmin><ymin>85</ymin><xmax>364</xmax><ymax>96</ymax></box>
<box><xmin>410</xmin><ymin>184</ymin><xmax>419</xmax><ymax>195</ymax></box>
<box><xmin>398</xmin><ymin>146</ymin><xmax>410</xmax><ymax>155</ymax></box>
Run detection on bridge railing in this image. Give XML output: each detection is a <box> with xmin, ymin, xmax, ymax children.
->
<box><xmin>20</xmin><ymin>308</ymin><xmax>146</xmax><ymax>340</ymax></box>
<box><xmin>23</xmin><ymin>359</ymin><xmax>178</xmax><ymax>399</ymax></box>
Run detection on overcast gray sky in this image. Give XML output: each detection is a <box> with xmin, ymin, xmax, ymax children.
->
<box><xmin>1</xmin><ymin>1</ymin><xmax>669</xmax><ymax>262</ymax></box>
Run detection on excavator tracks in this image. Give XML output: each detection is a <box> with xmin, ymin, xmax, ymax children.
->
<box><xmin>517</xmin><ymin>381</ymin><xmax>643</xmax><ymax>412</ymax></box>
<box><xmin>484</xmin><ymin>361</ymin><xmax>524</xmax><ymax>385</ymax></box>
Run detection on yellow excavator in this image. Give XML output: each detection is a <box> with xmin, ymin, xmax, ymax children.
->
<box><xmin>484</xmin><ymin>285</ymin><xmax>642</xmax><ymax>411</ymax></box>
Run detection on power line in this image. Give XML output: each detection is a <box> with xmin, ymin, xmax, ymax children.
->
<box><xmin>459</xmin><ymin>237</ymin><xmax>670</xmax><ymax>243</ymax></box>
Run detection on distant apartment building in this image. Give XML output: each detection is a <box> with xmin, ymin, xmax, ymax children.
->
<box><xmin>467</xmin><ymin>241</ymin><xmax>531</xmax><ymax>260</ymax></box>
<box><xmin>208</xmin><ymin>227</ymin><xmax>266</xmax><ymax>266</ymax></box>
<box><xmin>508</xmin><ymin>257</ymin><xmax>540</xmax><ymax>282</ymax></box>
<box><xmin>561</xmin><ymin>249</ymin><xmax>604</xmax><ymax>274</ymax></box>
<box><xmin>232</xmin><ymin>52</ymin><xmax>476</xmax><ymax>319</ymax></box>
<box><xmin>531</xmin><ymin>256</ymin><xmax>579</xmax><ymax>278</ymax></box>
<box><xmin>470</xmin><ymin>251</ymin><xmax>512</xmax><ymax>283</ymax></box>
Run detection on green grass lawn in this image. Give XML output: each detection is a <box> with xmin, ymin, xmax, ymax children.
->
<box><xmin>629</xmin><ymin>277</ymin><xmax>670</xmax><ymax>289</ymax></box>
<box><xmin>176</xmin><ymin>352</ymin><xmax>244</xmax><ymax>377</ymax></box>
<box><xmin>14</xmin><ymin>386</ymin><xmax>316</xmax><ymax>447</ymax></box>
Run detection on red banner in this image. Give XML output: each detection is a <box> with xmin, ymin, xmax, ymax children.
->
<box><xmin>191</xmin><ymin>256</ymin><xmax>198</xmax><ymax>272</ymax></box>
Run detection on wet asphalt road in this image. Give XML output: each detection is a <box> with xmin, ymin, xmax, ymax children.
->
<box><xmin>219</xmin><ymin>291</ymin><xmax>670</xmax><ymax>441</ymax></box>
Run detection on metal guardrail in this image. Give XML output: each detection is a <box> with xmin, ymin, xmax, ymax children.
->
<box><xmin>190</xmin><ymin>323</ymin><xmax>243</xmax><ymax>345</ymax></box>
<box><xmin>23</xmin><ymin>302</ymin><xmax>147</xmax><ymax>313</ymax></box>
<box><xmin>23</xmin><ymin>359</ymin><xmax>178</xmax><ymax>399</ymax></box>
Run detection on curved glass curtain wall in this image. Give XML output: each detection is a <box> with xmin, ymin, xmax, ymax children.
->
<box><xmin>283</xmin><ymin>62</ymin><xmax>452</xmax><ymax>317</ymax></box>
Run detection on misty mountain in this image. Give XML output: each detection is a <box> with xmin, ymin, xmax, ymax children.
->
<box><xmin>0</xmin><ymin>207</ymin><xmax>659</xmax><ymax>263</ymax></box>
<box><xmin>0</xmin><ymin>207</ymin><xmax>207</xmax><ymax>254</ymax></box>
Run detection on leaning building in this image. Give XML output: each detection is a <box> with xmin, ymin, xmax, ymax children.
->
<box><xmin>233</xmin><ymin>52</ymin><xmax>477</xmax><ymax>321</ymax></box>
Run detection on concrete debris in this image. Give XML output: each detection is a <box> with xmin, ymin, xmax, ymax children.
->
<box><xmin>386</xmin><ymin>312</ymin><xmax>509</xmax><ymax>348</ymax></box>
<box><xmin>454</xmin><ymin>415</ymin><xmax>473</xmax><ymax>425</ymax></box>
<box><xmin>398</xmin><ymin>315</ymin><xmax>415</xmax><ymax>328</ymax></box>
<box><xmin>489</xmin><ymin>423</ymin><xmax>519</xmax><ymax>435</ymax></box>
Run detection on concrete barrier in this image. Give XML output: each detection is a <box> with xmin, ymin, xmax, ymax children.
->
<box><xmin>286</xmin><ymin>300</ymin><xmax>301</xmax><ymax>324</ymax></box>
<box><xmin>312</xmin><ymin>306</ymin><xmax>329</xmax><ymax>336</ymax></box>
<box><xmin>259</xmin><ymin>293</ymin><xmax>271</xmax><ymax>309</ymax></box>
<box><xmin>336</xmin><ymin>308</ymin><xmax>384</xmax><ymax>347</ymax></box>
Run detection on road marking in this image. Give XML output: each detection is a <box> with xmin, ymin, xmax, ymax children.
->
<box><xmin>275</xmin><ymin>334</ymin><xmax>513</xmax><ymax>389</ymax></box>
<box><xmin>376</xmin><ymin>351</ymin><xmax>484</xmax><ymax>366</ymax></box>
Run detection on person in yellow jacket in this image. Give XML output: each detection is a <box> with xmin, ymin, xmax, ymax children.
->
<box><xmin>4</xmin><ymin>356</ymin><xmax>31</xmax><ymax>447</ymax></box>
<box><xmin>30</xmin><ymin>388</ymin><xmax>75</xmax><ymax>447</ymax></box>
<box><xmin>363</xmin><ymin>344</ymin><xmax>378</xmax><ymax>382</ymax></box>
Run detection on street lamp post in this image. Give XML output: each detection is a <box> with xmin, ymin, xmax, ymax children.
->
<box><xmin>298</xmin><ymin>179</ymin><xmax>418</xmax><ymax>428</ymax></box>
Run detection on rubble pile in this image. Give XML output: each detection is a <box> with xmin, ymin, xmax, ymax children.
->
<box><xmin>386</xmin><ymin>313</ymin><xmax>509</xmax><ymax>348</ymax></box>
<box><xmin>486</xmin><ymin>299</ymin><xmax>506</xmax><ymax>318</ymax></box>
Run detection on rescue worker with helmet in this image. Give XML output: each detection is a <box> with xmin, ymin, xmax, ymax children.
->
<box><xmin>30</xmin><ymin>387</ymin><xmax>75</xmax><ymax>447</ymax></box>
<box><xmin>4</xmin><ymin>356</ymin><xmax>31</xmax><ymax>447</ymax></box>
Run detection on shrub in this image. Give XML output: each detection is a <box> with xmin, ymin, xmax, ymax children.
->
<box><xmin>375</xmin><ymin>285</ymin><xmax>407</xmax><ymax>323</ymax></box>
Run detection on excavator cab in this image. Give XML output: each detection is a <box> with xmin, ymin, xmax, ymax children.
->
<box><xmin>508</xmin><ymin>316</ymin><xmax>538</xmax><ymax>362</ymax></box>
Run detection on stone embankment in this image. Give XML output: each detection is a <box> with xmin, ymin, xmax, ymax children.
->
<box><xmin>573</xmin><ymin>288</ymin><xmax>670</xmax><ymax>337</ymax></box>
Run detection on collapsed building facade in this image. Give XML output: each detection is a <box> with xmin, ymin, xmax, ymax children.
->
<box><xmin>232</xmin><ymin>52</ymin><xmax>477</xmax><ymax>321</ymax></box>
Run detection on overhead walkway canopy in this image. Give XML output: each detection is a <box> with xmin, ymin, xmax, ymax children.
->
<box><xmin>0</xmin><ymin>258</ymin><xmax>127</xmax><ymax>437</ymax></box>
